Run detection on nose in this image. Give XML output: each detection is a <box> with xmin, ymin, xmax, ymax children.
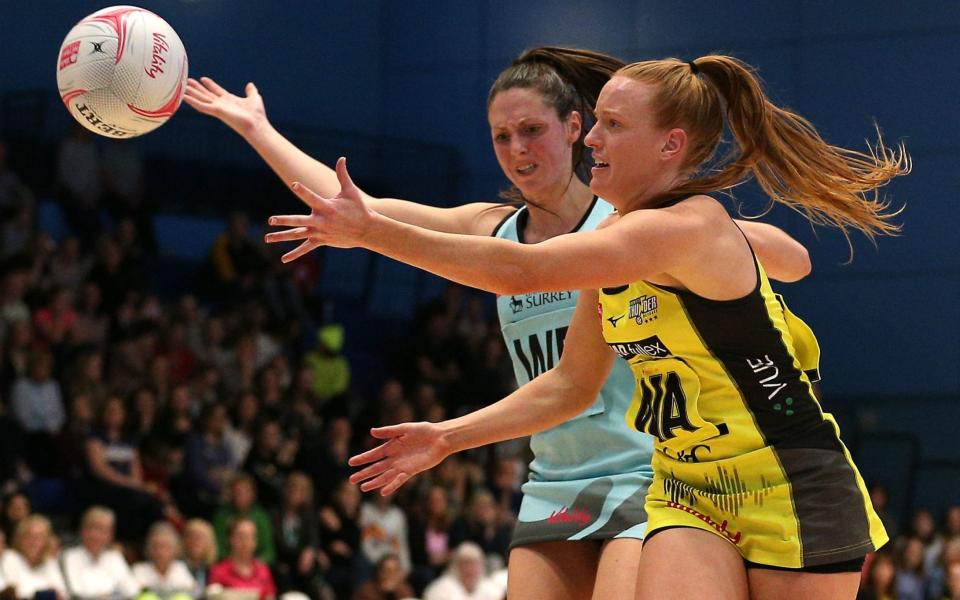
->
<box><xmin>584</xmin><ymin>122</ymin><xmax>600</xmax><ymax>149</ymax></box>
<box><xmin>510</xmin><ymin>136</ymin><xmax>527</xmax><ymax>156</ymax></box>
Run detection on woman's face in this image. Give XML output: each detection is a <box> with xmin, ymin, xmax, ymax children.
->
<box><xmin>585</xmin><ymin>76</ymin><xmax>675</xmax><ymax>208</ymax></box>
<box><xmin>6</xmin><ymin>495</ymin><xmax>30</xmax><ymax>522</ymax></box>
<box><xmin>103</xmin><ymin>398</ymin><xmax>126</xmax><ymax>429</ymax></box>
<box><xmin>229</xmin><ymin>521</ymin><xmax>257</xmax><ymax>559</ymax></box>
<box><xmin>148</xmin><ymin>532</ymin><xmax>177</xmax><ymax>565</ymax></box>
<box><xmin>488</xmin><ymin>88</ymin><xmax>580</xmax><ymax>203</ymax></box>
<box><xmin>19</xmin><ymin>521</ymin><xmax>48</xmax><ymax>564</ymax></box>
<box><xmin>183</xmin><ymin>527</ymin><xmax>210</xmax><ymax>562</ymax></box>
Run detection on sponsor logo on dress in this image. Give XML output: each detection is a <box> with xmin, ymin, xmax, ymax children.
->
<box><xmin>547</xmin><ymin>507</ymin><xmax>593</xmax><ymax>525</ymax></box>
<box><xmin>629</xmin><ymin>295</ymin><xmax>658</xmax><ymax>324</ymax></box>
<box><xmin>608</xmin><ymin>335</ymin><xmax>671</xmax><ymax>360</ymax></box>
<box><xmin>665</xmin><ymin>501</ymin><xmax>743</xmax><ymax>545</ymax></box>
<box><xmin>511</xmin><ymin>291</ymin><xmax>575</xmax><ymax>314</ymax></box>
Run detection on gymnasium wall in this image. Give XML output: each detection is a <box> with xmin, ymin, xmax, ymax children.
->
<box><xmin>3</xmin><ymin>0</ymin><xmax>958</xmax><ymax>401</ymax></box>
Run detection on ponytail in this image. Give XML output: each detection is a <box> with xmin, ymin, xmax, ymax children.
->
<box><xmin>618</xmin><ymin>56</ymin><xmax>909</xmax><ymax>244</ymax></box>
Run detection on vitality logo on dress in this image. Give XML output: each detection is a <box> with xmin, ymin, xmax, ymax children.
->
<box><xmin>629</xmin><ymin>295</ymin><xmax>658</xmax><ymax>324</ymax></box>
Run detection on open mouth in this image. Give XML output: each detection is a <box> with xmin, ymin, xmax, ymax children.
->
<box><xmin>517</xmin><ymin>163</ymin><xmax>536</xmax><ymax>175</ymax></box>
<box><xmin>593</xmin><ymin>161</ymin><xmax>609</xmax><ymax>169</ymax></box>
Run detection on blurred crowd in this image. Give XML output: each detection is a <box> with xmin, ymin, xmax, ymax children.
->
<box><xmin>0</xmin><ymin>134</ymin><xmax>957</xmax><ymax>600</ymax></box>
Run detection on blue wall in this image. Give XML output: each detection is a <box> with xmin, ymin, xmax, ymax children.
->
<box><xmin>3</xmin><ymin>0</ymin><xmax>958</xmax><ymax>399</ymax></box>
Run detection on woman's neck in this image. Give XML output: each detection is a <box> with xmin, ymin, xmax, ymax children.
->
<box><xmin>523</xmin><ymin>179</ymin><xmax>595</xmax><ymax>244</ymax></box>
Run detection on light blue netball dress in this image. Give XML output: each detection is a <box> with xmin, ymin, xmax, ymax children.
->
<box><xmin>492</xmin><ymin>197</ymin><xmax>655</xmax><ymax>546</ymax></box>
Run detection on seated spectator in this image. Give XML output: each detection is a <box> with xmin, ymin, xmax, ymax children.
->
<box><xmin>213</xmin><ymin>474</ymin><xmax>274</xmax><ymax>564</ymax></box>
<box><xmin>298</xmin><ymin>416</ymin><xmax>353</xmax><ymax>503</ymax></box>
<box><xmin>351</xmin><ymin>554</ymin><xmax>414</xmax><ymax>600</ymax></box>
<box><xmin>208</xmin><ymin>517</ymin><xmax>276</xmax><ymax>600</ymax></box>
<box><xmin>48</xmin><ymin>236</ymin><xmax>93</xmax><ymax>290</ymax></box>
<box><xmin>319</xmin><ymin>480</ymin><xmax>364</xmax><ymax>599</ymax></box>
<box><xmin>181</xmin><ymin>403</ymin><xmax>235</xmax><ymax>518</ymax></box>
<box><xmin>944</xmin><ymin>558</ymin><xmax>960</xmax><ymax>600</ymax></box>
<box><xmin>948</xmin><ymin>505</ymin><xmax>960</xmax><ymax>542</ymax></box>
<box><xmin>303</xmin><ymin>325</ymin><xmax>350</xmax><ymax>405</ymax></box>
<box><xmin>1</xmin><ymin>491</ymin><xmax>30</xmax><ymax>542</ymax></box>
<box><xmin>84</xmin><ymin>394</ymin><xmax>166</xmax><ymax>541</ymax></box>
<box><xmin>244</xmin><ymin>419</ymin><xmax>297</xmax><ymax>508</ymax></box>
<box><xmin>449</xmin><ymin>490</ymin><xmax>511</xmax><ymax>571</ymax></box>
<box><xmin>71</xmin><ymin>281</ymin><xmax>109</xmax><ymax>348</ymax></box>
<box><xmin>859</xmin><ymin>548</ymin><xmax>896</xmax><ymax>600</ymax></box>
<box><xmin>57</xmin><ymin>393</ymin><xmax>95</xmax><ymax>479</ymax></box>
<box><xmin>422</xmin><ymin>542</ymin><xmax>502</xmax><ymax>600</ymax></box>
<box><xmin>928</xmin><ymin>537</ymin><xmax>960</xmax><ymax>600</ymax></box>
<box><xmin>182</xmin><ymin>519</ymin><xmax>217</xmax><ymax>595</ymax></box>
<box><xmin>10</xmin><ymin>350</ymin><xmax>65</xmax><ymax>475</ymax></box>
<box><xmin>32</xmin><ymin>287</ymin><xmax>77</xmax><ymax>349</ymax></box>
<box><xmin>912</xmin><ymin>508</ymin><xmax>946</xmax><ymax>573</ymax></box>
<box><xmin>66</xmin><ymin>350</ymin><xmax>108</xmax><ymax>408</ymax></box>
<box><xmin>224</xmin><ymin>391</ymin><xmax>258</xmax><ymax>469</ymax></box>
<box><xmin>61</xmin><ymin>506</ymin><xmax>141</xmax><ymax>599</ymax></box>
<box><xmin>896</xmin><ymin>536</ymin><xmax>927</xmax><ymax>600</ymax></box>
<box><xmin>360</xmin><ymin>491</ymin><xmax>411</xmax><ymax>575</ymax></box>
<box><xmin>409</xmin><ymin>485</ymin><xmax>455</xmax><ymax>591</ymax></box>
<box><xmin>132</xmin><ymin>522</ymin><xmax>196</xmax><ymax>597</ymax></box>
<box><xmin>0</xmin><ymin>515</ymin><xmax>68</xmax><ymax>599</ymax></box>
<box><xmin>272</xmin><ymin>472</ymin><xmax>329</xmax><ymax>600</ymax></box>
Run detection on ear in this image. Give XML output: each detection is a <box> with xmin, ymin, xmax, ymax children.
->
<box><xmin>566</xmin><ymin>110</ymin><xmax>583</xmax><ymax>144</ymax></box>
<box><xmin>660</xmin><ymin>128</ymin><xmax>687</xmax><ymax>160</ymax></box>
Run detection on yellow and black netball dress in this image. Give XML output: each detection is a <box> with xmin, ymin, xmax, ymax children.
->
<box><xmin>598</xmin><ymin>246</ymin><xmax>886</xmax><ymax>568</ymax></box>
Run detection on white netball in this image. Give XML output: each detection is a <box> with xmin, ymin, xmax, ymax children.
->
<box><xmin>56</xmin><ymin>5</ymin><xmax>188</xmax><ymax>139</ymax></box>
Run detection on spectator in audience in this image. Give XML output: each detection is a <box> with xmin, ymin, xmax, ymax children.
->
<box><xmin>319</xmin><ymin>479</ymin><xmax>364</xmax><ymax>599</ymax></box>
<box><xmin>360</xmin><ymin>490</ymin><xmax>411</xmax><ymax>575</ymax></box>
<box><xmin>48</xmin><ymin>236</ymin><xmax>93</xmax><ymax>290</ymax></box>
<box><xmin>422</xmin><ymin>542</ymin><xmax>503</xmax><ymax>600</ymax></box>
<box><xmin>208</xmin><ymin>517</ymin><xmax>276</xmax><ymax>600</ymax></box>
<box><xmin>204</xmin><ymin>212</ymin><xmax>269</xmax><ymax>305</ymax></box>
<box><xmin>488</xmin><ymin>458</ymin><xmax>523</xmax><ymax>520</ymax></box>
<box><xmin>928</xmin><ymin>537</ymin><xmax>960</xmax><ymax>600</ymax></box>
<box><xmin>287</xmin><ymin>365</ymin><xmax>322</xmax><ymax>433</ymax></box>
<box><xmin>858</xmin><ymin>548</ymin><xmax>897</xmax><ymax>600</ymax></box>
<box><xmin>67</xmin><ymin>350</ymin><xmax>108</xmax><ymax>408</ymax></box>
<box><xmin>10</xmin><ymin>350</ymin><xmax>65</xmax><ymax>475</ymax></box>
<box><xmin>0</xmin><ymin>204</ymin><xmax>35</xmax><ymax>262</ymax></box>
<box><xmin>224</xmin><ymin>390</ymin><xmax>258</xmax><ymax>469</ymax></box>
<box><xmin>911</xmin><ymin>508</ymin><xmax>946</xmax><ymax>573</ymax></box>
<box><xmin>213</xmin><ymin>473</ymin><xmax>275</xmax><ymax>564</ymax></box>
<box><xmin>84</xmin><ymin>394</ymin><xmax>166</xmax><ymax>541</ymax></box>
<box><xmin>351</xmin><ymin>554</ymin><xmax>415</xmax><ymax>600</ymax></box>
<box><xmin>55</xmin><ymin>125</ymin><xmax>102</xmax><ymax>242</ymax></box>
<box><xmin>61</xmin><ymin>506</ymin><xmax>141</xmax><ymax>600</ymax></box>
<box><xmin>304</xmin><ymin>325</ymin><xmax>350</xmax><ymax>405</ymax></box>
<box><xmin>272</xmin><ymin>472</ymin><xmax>329</xmax><ymax>600</ymax></box>
<box><xmin>449</xmin><ymin>489</ymin><xmax>511</xmax><ymax>571</ymax></box>
<box><xmin>56</xmin><ymin>393</ymin><xmax>96</xmax><ymax>479</ymax></box>
<box><xmin>71</xmin><ymin>281</ymin><xmax>109</xmax><ymax>348</ymax></box>
<box><xmin>943</xmin><ymin>558</ymin><xmax>960</xmax><ymax>600</ymax></box>
<box><xmin>408</xmin><ymin>485</ymin><xmax>455</xmax><ymax>592</ymax></box>
<box><xmin>182</xmin><ymin>402</ymin><xmax>235</xmax><ymax>517</ymax></box>
<box><xmin>244</xmin><ymin>419</ymin><xmax>297</xmax><ymax>508</ymax></box>
<box><xmin>182</xmin><ymin>518</ymin><xmax>217</xmax><ymax>595</ymax></box>
<box><xmin>299</xmin><ymin>415</ymin><xmax>353</xmax><ymax>502</ymax></box>
<box><xmin>132</xmin><ymin>521</ymin><xmax>197</xmax><ymax>597</ymax></box>
<box><xmin>1</xmin><ymin>491</ymin><xmax>30</xmax><ymax>543</ymax></box>
<box><xmin>1</xmin><ymin>317</ymin><xmax>32</xmax><ymax>394</ymax></box>
<box><xmin>0</xmin><ymin>142</ymin><xmax>33</xmax><ymax>216</ymax></box>
<box><xmin>896</xmin><ymin>535</ymin><xmax>927</xmax><ymax>600</ymax></box>
<box><xmin>947</xmin><ymin>505</ymin><xmax>960</xmax><ymax>542</ymax></box>
<box><xmin>89</xmin><ymin>237</ymin><xmax>141</xmax><ymax>315</ymax></box>
<box><xmin>0</xmin><ymin>515</ymin><xmax>67</xmax><ymax>599</ymax></box>
<box><xmin>32</xmin><ymin>287</ymin><xmax>77</xmax><ymax>350</ymax></box>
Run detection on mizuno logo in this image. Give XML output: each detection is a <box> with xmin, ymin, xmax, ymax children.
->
<box><xmin>607</xmin><ymin>314</ymin><xmax>625</xmax><ymax>327</ymax></box>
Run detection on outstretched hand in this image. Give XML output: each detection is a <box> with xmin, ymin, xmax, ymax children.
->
<box><xmin>183</xmin><ymin>76</ymin><xmax>267</xmax><ymax>136</ymax></box>
<box><xmin>348</xmin><ymin>421</ymin><xmax>453</xmax><ymax>496</ymax></box>
<box><xmin>265</xmin><ymin>157</ymin><xmax>374</xmax><ymax>262</ymax></box>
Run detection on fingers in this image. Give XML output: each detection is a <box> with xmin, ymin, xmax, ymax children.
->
<box><xmin>349</xmin><ymin>459</ymin><xmax>392</xmax><ymax>485</ymax></box>
<box><xmin>335</xmin><ymin>157</ymin><xmax>359</xmax><ymax>195</ymax></box>
<box><xmin>245</xmin><ymin>82</ymin><xmax>259</xmax><ymax>97</ymax></box>
<box><xmin>264</xmin><ymin>227</ymin><xmax>311</xmax><ymax>244</ymax></box>
<box><xmin>381</xmin><ymin>472</ymin><xmax>412</xmax><ymax>496</ymax></box>
<box><xmin>288</xmin><ymin>181</ymin><xmax>335</xmax><ymax>214</ymax></box>
<box><xmin>281</xmin><ymin>239</ymin><xmax>322</xmax><ymax>264</ymax></box>
<box><xmin>358</xmin><ymin>468</ymin><xmax>400</xmax><ymax>493</ymax></box>
<box><xmin>199</xmin><ymin>76</ymin><xmax>228</xmax><ymax>96</ymax></box>
<box><xmin>369</xmin><ymin>424</ymin><xmax>407</xmax><ymax>439</ymax></box>
<box><xmin>268</xmin><ymin>214</ymin><xmax>316</xmax><ymax>228</ymax></box>
<box><xmin>348</xmin><ymin>442</ymin><xmax>391</xmax><ymax>467</ymax></box>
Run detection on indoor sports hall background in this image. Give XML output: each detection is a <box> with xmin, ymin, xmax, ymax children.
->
<box><xmin>0</xmin><ymin>0</ymin><xmax>956</xmax><ymax>596</ymax></box>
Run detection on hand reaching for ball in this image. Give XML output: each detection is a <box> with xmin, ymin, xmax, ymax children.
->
<box><xmin>265</xmin><ymin>157</ymin><xmax>375</xmax><ymax>262</ymax></box>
